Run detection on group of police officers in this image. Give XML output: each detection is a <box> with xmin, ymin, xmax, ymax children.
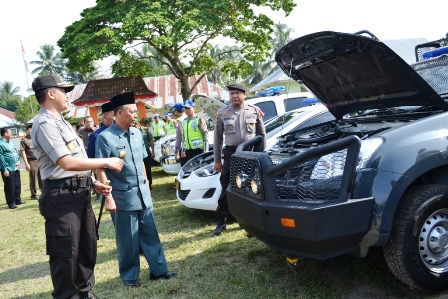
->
<box><xmin>26</xmin><ymin>73</ymin><xmax>266</xmax><ymax>299</ymax></box>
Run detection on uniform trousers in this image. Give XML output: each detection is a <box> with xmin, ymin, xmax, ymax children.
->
<box><xmin>115</xmin><ymin>205</ymin><xmax>168</xmax><ymax>281</ymax></box>
<box><xmin>39</xmin><ymin>184</ymin><xmax>97</xmax><ymax>299</ymax></box>
<box><xmin>143</xmin><ymin>148</ymin><xmax>152</xmax><ymax>187</ymax></box>
<box><xmin>28</xmin><ymin>159</ymin><xmax>43</xmax><ymax>197</ymax></box>
<box><xmin>216</xmin><ymin>147</ymin><xmax>235</xmax><ymax>217</ymax></box>
<box><xmin>1</xmin><ymin>170</ymin><xmax>21</xmax><ymax>206</ymax></box>
<box><xmin>184</xmin><ymin>148</ymin><xmax>203</xmax><ymax>164</ymax></box>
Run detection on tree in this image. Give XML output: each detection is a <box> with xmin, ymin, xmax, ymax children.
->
<box><xmin>30</xmin><ymin>44</ymin><xmax>67</xmax><ymax>77</ymax></box>
<box><xmin>57</xmin><ymin>0</ymin><xmax>295</xmax><ymax>100</ymax></box>
<box><xmin>111</xmin><ymin>51</ymin><xmax>152</xmax><ymax>78</ymax></box>
<box><xmin>66</xmin><ymin>62</ymin><xmax>104</xmax><ymax>84</ymax></box>
<box><xmin>14</xmin><ymin>95</ymin><xmax>40</xmax><ymax>124</ymax></box>
<box><xmin>133</xmin><ymin>44</ymin><xmax>171</xmax><ymax>77</ymax></box>
<box><xmin>0</xmin><ymin>81</ymin><xmax>21</xmax><ymax>111</ymax></box>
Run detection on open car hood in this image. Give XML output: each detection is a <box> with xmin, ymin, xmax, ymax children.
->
<box><xmin>275</xmin><ymin>31</ymin><xmax>448</xmax><ymax>119</ymax></box>
<box><xmin>191</xmin><ymin>94</ymin><xmax>227</xmax><ymax>121</ymax></box>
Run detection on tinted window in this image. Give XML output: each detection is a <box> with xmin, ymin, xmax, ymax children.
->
<box><xmin>284</xmin><ymin>97</ymin><xmax>309</xmax><ymax>112</ymax></box>
<box><xmin>254</xmin><ymin>101</ymin><xmax>277</xmax><ymax>121</ymax></box>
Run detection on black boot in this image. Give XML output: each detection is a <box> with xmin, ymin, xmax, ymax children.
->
<box><xmin>213</xmin><ymin>217</ymin><xmax>227</xmax><ymax>236</ymax></box>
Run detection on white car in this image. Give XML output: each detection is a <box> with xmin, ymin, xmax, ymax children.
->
<box><xmin>159</xmin><ymin>90</ymin><xmax>315</xmax><ymax>175</ymax></box>
<box><xmin>176</xmin><ymin>102</ymin><xmax>335</xmax><ymax>211</ymax></box>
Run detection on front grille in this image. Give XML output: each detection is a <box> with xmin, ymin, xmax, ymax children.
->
<box><xmin>177</xmin><ymin>189</ymin><xmax>190</xmax><ymax>201</ymax></box>
<box><xmin>412</xmin><ymin>55</ymin><xmax>448</xmax><ymax>95</ymax></box>
<box><xmin>230</xmin><ymin>157</ymin><xmax>262</xmax><ymax>200</ymax></box>
<box><xmin>275</xmin><ymin>150</ymin><xmax>346</xmax><ymax>203</ymax></box>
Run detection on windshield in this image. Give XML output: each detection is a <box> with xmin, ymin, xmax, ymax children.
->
<box><xmin>265</xmin><ymin>111</ymin><xmax>301</xmax><ymax>134</ymax></box>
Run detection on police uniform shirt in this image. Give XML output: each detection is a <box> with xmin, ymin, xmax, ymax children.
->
<box><xmin>20</xmin><ymin>135</ymin><xmax>37</xmax><ymax>160</ymax></box>
<box><xmin>214</xmin><ymin>104</ymin><xmax>266</xmax><ymax>162</ymax></box>
<box><xmin>31</xmin><ymin>108</ymin><xmax>90</xmax><ymax>180</ymax></box>
<box><xmin>174</xmin><ymin>114</ymin><xmax>187</xmax><ymax>154</ymax></box>
<box><xmin>95</xmin><ymin>122</ymin><xmax>152</xmax><ymax>211</ymax></box>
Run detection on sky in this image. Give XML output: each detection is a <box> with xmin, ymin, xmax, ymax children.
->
<box><xmin>1</xmin><ymin>0</ymin><xmax>447</xmax><ymax>98</ymax></box>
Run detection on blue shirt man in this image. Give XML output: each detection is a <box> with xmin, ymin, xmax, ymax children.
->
<box><xmin>95</xmin><ymin>92</ymin><xmax>177</xmax><ymax>287</ymax></box>
<box><xmin>87</xmin><ymin>101</ymin><xmax>115</xmax><ymax>158</ymax></box>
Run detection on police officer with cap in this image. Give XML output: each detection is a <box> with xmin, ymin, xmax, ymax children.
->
<box><xmin>172</xmin><ymin>103</ymin><xmax>188</xmax><ymax>166</ymax></box>
<box><xmin>213</xmin><ymin>83</ymin><xmax>266</xmax><ymax>236</ymax></box>
<box><xmin>30</xmin><ymin>74</ymin><xmax>123</xmax><ymax>299</ymax></box>
<box><xmin>179</xmin><ymin>100</ymin><xmax>209</xmax><ymax>164</ymax></box>
<box><xmin>95</xmin><ymin>92</ymin><xmax>177</xmax><ymax>288</ymax></box>
<box><xmin>163</xmin><ymin>112</ymin><xmax>177</xmax><ymax>135</ymax></box>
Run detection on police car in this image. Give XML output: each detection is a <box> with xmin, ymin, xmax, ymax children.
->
<box><xmin>159</xmin><ymin>89</ymin><xmax>316</xmax><ymax>175</ymax></box>
<box><xmin>175</xmin><ymin>99</ymin><xmax>334</xmax><ymax>210</ymax></box>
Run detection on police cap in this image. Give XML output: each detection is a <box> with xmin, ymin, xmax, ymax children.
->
<box><xmin>32</xmin><ymin>74</ymin><xmax>75</xmax><ymax>93</ymax></box>
<box><xmin>226</xmin><ymin>83</ymin><xmax>247</xmax><ymax>93</ymax></box>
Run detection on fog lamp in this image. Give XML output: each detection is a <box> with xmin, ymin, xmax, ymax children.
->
<box><xmin>251</xmin><ymin>179</ymin><xmax>261</xmax><ymax>194</ymax></box>
<box><xmin>236</xmin><ymin>175</ymin><xmax>243</xmax><ymax>189</ymax></box>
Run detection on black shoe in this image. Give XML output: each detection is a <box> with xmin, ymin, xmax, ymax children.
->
<box><xmin>17</xmin><ymin>200</ymin><xmax>26</xmax><ymax>205</ymax></box>
<box><xmin>8</xmin><ymin>203</ymin><xmax>17</xmax><ymax>209</ymax></box>
<box><xmin>150</xmin><ymin>271</ymin><xmax>178</xmax><ymax>280</ymax></box>
<box><xmin>31</xmin><ymin>196</ymin><xmax>38</xmax><ymax>200</ymax></box>
<box><xmin>123</xmin><ymin>280</ymin><xmax>141</xmax><ymax>287</ymax></box>
<box><xmin>213</xmin><ymin>217</ymin><xmax>227</xmax><ymax>236</ymax></box>
<box><xmin>80</xmin><ymin>291</ymin><xmax>100</xmax><ymax>299</ymax></box>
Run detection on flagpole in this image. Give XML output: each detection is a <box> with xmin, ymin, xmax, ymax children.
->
<box><xmin>20</xmin><ymin>41</ymin><xmax>34</xmax><ymax>117</ymax></box>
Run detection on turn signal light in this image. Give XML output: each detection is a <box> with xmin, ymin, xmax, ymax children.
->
<box><xmin>281</xmin><ymin>218</ymin><xmax>296</xmax><ymax>228</ymax></box>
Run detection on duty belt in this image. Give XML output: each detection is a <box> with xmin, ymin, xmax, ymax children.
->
<box><xmin>43</xmin><ymin>176</ymin><xmax>92</xmax><ymax>190</ymax></box>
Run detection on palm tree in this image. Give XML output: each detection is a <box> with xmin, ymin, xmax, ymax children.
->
<box><xmin>134</xmin><ymin>44</ymin><xmax>171</xmax><ymax>76</ymax></box>
<box><xmin>0</xmin><ymin>81</ymin><xmax>21</xmax><ymax>111</ymax></box>
<box><xmin>65</xmin><ymin>62</ymin><xmax>104</xmax><ymax>84</ymax></box>
<box><xmin>30</xmin><ymin>44</ymin><xmax>67</xmax><ymax>77</ymax></box>
<box><xmin>0</xmin><ymin>81</ymin><xmax>20</xmax><ymax>97</ymax></box>
<box><xmin>259</xmin><ymin>22</ymin><xmax>295</xmax><ymax>78</ymax></box>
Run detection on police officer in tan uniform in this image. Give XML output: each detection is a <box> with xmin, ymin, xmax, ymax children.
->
<box><xmin>20</xmin><ymin>124</ymin><xmax>42</xmax><ymax>200</ymax></box>
<box><xmin>213</xmin><ymin>83</ymin><xmax>266</xmax><ymax>236</ymax></box>
<box><xmin>31</xmin><ymin>74</ymin><xmax>123</xmax><ymax>299</ymax></box>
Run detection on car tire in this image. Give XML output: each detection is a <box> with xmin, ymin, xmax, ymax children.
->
<box><xmin>383</xmin><ymin>184</ymin><xmax>448</xmax><ymax>291</ymax></box>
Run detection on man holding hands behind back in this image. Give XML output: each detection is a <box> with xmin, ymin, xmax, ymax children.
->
<box><xmin>30</xmin><ymin>74</ymin><xmax>123</xmax><ymax>299</ymax></box>
<box><xmin>95</xmin><ymin>92</ymin><xmax>177</xmax><ymax>288</ymax></box>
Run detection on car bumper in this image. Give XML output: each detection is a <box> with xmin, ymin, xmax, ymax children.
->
<box><xmin>176</xmin><ymin>171</ymin><xmax>221</xmax><ymax>211</ymax></box>
<box><xmin>161</xmin><ymin>156</ymin><xmax>181</xmax><ymax>175</ymax></box>
<box><xmin>228</xmin><ymin>191</ymin><xmax>374</xmax><ymax>259</ymax></box>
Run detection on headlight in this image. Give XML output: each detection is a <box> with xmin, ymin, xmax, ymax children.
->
<box><xmin>310</xmin><ymin>137</ymin><xmax>383</xmax><ymax>180</ymax></box>
<box><xmin>194</xmin><ymin>164</ymin><xmax>218</xmax><ymax>177</ymax></box>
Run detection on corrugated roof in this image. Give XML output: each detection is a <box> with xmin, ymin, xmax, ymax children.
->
<box><xmin>0</xmin><ymin>107</ymin><xmax>15</xmax><ymax>119</ymax></box>
<box><xmin>72</xmin><ymin>76</ymin><xmax>157</xmax><ymax>107</ymax></box>
<box><xmin>65</xmin><ymin>74</ymin><xmax>228</xmax><ymax>118</ymax></box>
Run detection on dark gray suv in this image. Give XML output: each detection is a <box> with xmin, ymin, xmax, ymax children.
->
<box><xmin>227</xmin><ymin>31</ymin><xmax>448</xmax><ymax>291</ymax></box>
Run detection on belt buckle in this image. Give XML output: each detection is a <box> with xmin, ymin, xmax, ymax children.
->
<box><xmin>79</xmin><ymin>177</ymin><xmax>88</xmax><ymax>188</ymax></box>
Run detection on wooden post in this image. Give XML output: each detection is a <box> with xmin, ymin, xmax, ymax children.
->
<box><xmin>137</xmin><ymin>101</ymin><xmax>146</xmax><ymax>121</ymax></box>
<box><xmin>88</xmin><ymin>106</ymin><xmax>99</xmax><ymax>125</ymax></box>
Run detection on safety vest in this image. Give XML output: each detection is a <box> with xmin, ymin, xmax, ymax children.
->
<box><xmin>183</xmin><ymin>116</ymin><xmax>204</xmax><ymax>150</ymax></box>
<box><xmin>165</xmin><ymin>120</ymin><xmax>176</xmax><ymax>135</ymax></box>
<box><xmin>153</xmin><ymin>122</ymin><xmax>165</xmax><ymax>137</ymax></box>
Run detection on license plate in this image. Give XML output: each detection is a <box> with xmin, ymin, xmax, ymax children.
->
<box><xmin>174</xmin><ymin>179</ymin><xmax>180</xmax><ymax>190</ymax></box>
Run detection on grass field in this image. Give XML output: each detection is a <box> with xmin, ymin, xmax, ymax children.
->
<box><xmin>1</xmin><ymin>167</ymin><xmax>448</xmax><ymax>299</ymax></box>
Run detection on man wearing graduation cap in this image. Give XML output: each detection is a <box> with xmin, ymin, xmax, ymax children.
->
<box><xmin>87</xmin><ymin>101</ymin><xmax>115</xmax><ymax>158</ymax></box>
<box><xmin>95</xmin><ymin>92</ymin><xmax>177</xmax><ymax>288</ymax></box>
